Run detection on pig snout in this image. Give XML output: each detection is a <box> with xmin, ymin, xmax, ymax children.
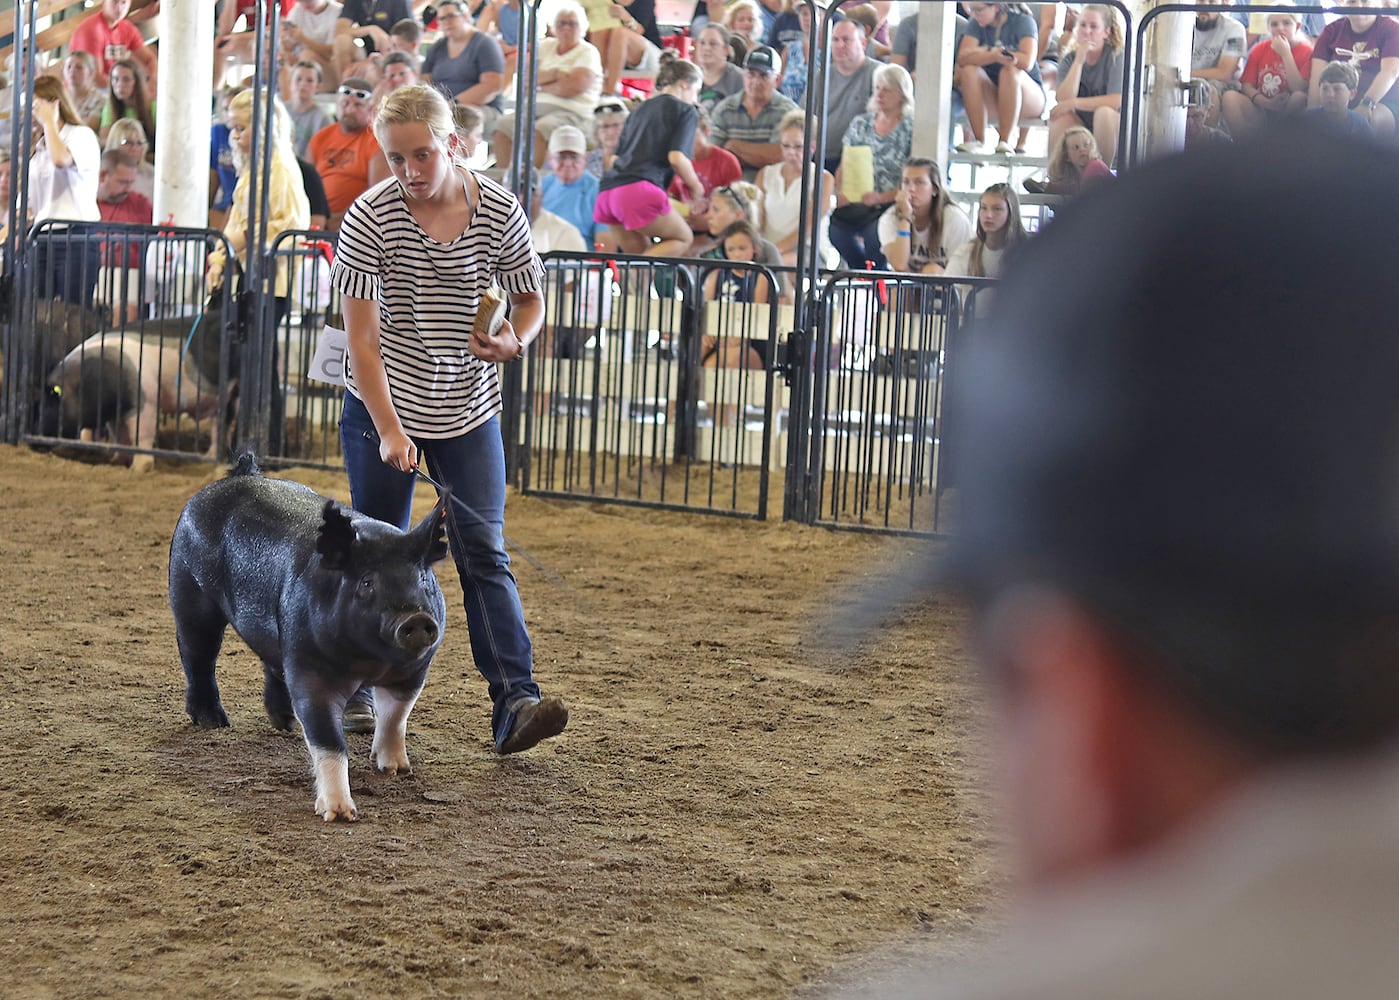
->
<box><xmin>392</xmin><ymin>611</ymin><xmax>440</xmax><ymax>653</ymax></box>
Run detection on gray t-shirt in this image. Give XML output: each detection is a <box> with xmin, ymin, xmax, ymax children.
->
<box><xmin>965</xmin><ymin>9</ymin><xmax>1043</xmax><ymax>85</ymax></box>
<box><xmin>893</xmin><ymin>12</ymin><xmax>918</xmax><ymax>65</ymax></box>
<box><xmin>1192</xmin><ymin>16</ymin><xmax>1246</xmax><ymax>74</ymax></box>
<box><xmin>823</xmin><ymin>57</ymin><xmax>879</xmax><ymax>161</ymax></box>
<box><xmin>1060</xmin><ymin>46</ymin><xmax>1124</xmax><ymax>98</ymax></box>
<box><xmin>422</xmin><ymin>31</ymin><xmax>506</xmax><ymax>111</ymax></box>
<box><xmin>288</xmin><ymin>103</ymin><xmax>333</xmax><ymax>161</ymax></box>
<box><xmin>895</xmin><ymin>12</ymin><xmax>969</xmax><ymax>73</ymax></box>
<box><xmin>699</xmin><ymin>62</ymin><xmax>745</xmax><ymax>113</ymax></box>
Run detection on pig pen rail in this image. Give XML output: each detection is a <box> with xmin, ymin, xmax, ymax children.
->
<box><xmin>509</xmin><ymin>254</ymin><xmax>964</xmax><ymax>535</ymax></box>
<box><xmin>0</xmin><ymin>223</ymin><xmax>345</xmax><ymax>471</ymax></box>
<box><xmin>1</xmin><ymin>229</ymin><xmax>967</xmax><ymax>536</ymax></box>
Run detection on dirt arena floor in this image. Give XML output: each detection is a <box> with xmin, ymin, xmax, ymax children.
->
<box><xmin>0</xmin><ymin>444</ymin><xmax>1000</xmax><ymax>999</ymax></box>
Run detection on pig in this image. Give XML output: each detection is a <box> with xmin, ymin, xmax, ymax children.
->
<box><xmin>0</xmin><ymin>298</ymin><xmax>106</xmax><ymax>433</ymax></box>
<box><xmin>38</xmin><ymin>300</ymin><xmax>237</xmax><ymax>471</ymax></box>
<box><xmin>169</xmin><ymin>452</ymin><xmax>451</xmax><ymax>821</ymax></box>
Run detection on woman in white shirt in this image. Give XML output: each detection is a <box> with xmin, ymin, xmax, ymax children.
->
<box><xmin>945</xmin><ymin>181</ymin><xmax>1028</xmax><ymax>318</ymax></box>
<box><xmin>29</xmin><ymin>75</ymin><xmax>102</xmax><ymax>307</ymax></box>
<box><xmin>756</xmin><ymin>109</ymin><xmax>834</xmax><ymax>267</ymax></box>
<box><xmin>878</xmin><ymin>156</ymin><xmax>973</xmax><ymax>275</ymax></box>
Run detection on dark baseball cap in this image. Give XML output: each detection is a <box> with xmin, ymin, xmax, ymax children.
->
<box><xmin>830</xmin><ymin>121</ymin><xmax>1399</xmax><ymax>753</ymax></box>
<box><xmin>744</xmin><ymin>45</ymin><xmax>782</xmax><ymax>75</ymax></box>
<box><xmin>935</xmin><ymin>123</ymin><xmax>1399</xmax><ymax>626</ymax></box>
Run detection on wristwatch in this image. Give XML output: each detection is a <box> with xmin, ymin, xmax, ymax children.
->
<box><xmin>1361</xmin><ymin>97</ymin><xmax>1377</xmax><ymax>111</ymax></box>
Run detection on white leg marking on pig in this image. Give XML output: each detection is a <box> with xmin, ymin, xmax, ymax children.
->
<box><xmin>371</xmin><ymin>689</ymin><xmax>420</xmax><ymax>776</ymax></box>
<box><xmin>309</xmin><ymin>746</ymin><xmax>357</xmax><ymax>822</ymax></box>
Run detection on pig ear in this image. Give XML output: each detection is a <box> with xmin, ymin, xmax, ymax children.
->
<box><xmin>410</xmin><ymin>489</ymin><xmax>451</xmax><ymax>565</ymax></box>
<box><xmin>316</xmin><ymin>500</ymin><xmax>358</xmax><ymax>570</ymax></box>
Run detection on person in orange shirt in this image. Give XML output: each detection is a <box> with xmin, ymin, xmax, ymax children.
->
<box><xmin>307</xmin><ymin>78</ymin><xmax>391</xmax><ymax>230</ymax></box>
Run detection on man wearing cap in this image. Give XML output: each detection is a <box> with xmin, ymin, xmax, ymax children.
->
<box><xmin>308</xmin><ymin>78</ymin><xmax>391</xmax><ymax>231</ymax></box>
<box><xmin>823</xmin><ymin>19</ymin><xmax>878</xmax><ymax>172</ymax></box>
<box><xmin>542</xmin><ymin>125</ymin><xmax>600</xmax><ymax>247</ymax></box>
<box><xmin>518</xmin><ymin>167</ymin><xmax>591</xmax><ymax>359</ymax></box>
<box><xmin>842</xmin><ymin>125</ymin><xmax>1399</xmax><ymax>998</ymax></box>
<box><xmin>709</xmin><ymin>45</ymin><xmax>798</xmax><ymax>179</ymax></box>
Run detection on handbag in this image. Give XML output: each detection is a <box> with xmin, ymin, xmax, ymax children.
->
<box><xmin>830</xmin><ymin>200</ymin><xmax>886</xmax><ymax>229</ymax></box>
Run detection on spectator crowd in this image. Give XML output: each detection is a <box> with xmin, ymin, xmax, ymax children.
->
<box><xmin>14</xmin><ymin>0</ymin><xmax>1399</xmax><ymax>323</ymax></box>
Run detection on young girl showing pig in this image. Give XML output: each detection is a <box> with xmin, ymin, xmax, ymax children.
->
<box><xmin>332</xmin><ymin>84</ymin><xmax>569</xmax><ymax>755</ymax></box>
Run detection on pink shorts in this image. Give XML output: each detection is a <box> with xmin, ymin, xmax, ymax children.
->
<box><xmin>593</xmin><ymin>181</ymin><xmax>672</xmax><ymax>231</ymax></box>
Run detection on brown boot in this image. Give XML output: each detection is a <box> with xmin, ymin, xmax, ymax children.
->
<box><xmin>499</xmin><ymin>696</ymin><xmax>569</xmax><ymax>754</ymax></box>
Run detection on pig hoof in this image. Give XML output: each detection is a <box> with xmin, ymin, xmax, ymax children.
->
<box><xmin>129</xmin><ymin>454</ymin><xmax>155</xmax><ymax>474</ymax></box>
<box><xmin>373</xmin><ymin>750</ymin><xmax>411</xmax><ymax>776</ymax></box>
<box><xmin>189</xmin><ymin>706</ymin><xmax>230</xmax><ymax>729</ymax></box>
<box><xmin>315</xmin><ymin>793</ymin><xmax>358</xmax><ymax>822</ymax></box>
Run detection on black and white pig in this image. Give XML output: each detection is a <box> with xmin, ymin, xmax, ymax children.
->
<box><xmin>37</xmin><ymin>298</ymin><xmax>238</xmax><ymax>471</ymax></box>
<box><xmin>0</xmin><ymin>298</ymin><xmax>107</xmax><ymax>437</ymax></box>
<box><xmin>169</xmin><ymin>453</ymin><xmax>450</xmax><ymax>821</ymax></box>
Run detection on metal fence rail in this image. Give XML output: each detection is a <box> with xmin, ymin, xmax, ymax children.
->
<box><xmin>4</xmin><ymin>222</ymin><xmax>238</xmax><ymax>469</ymax></box>
<box><xmin>513</xmin><ymin>252</ymin><xmax>784</xmax><ymax>520</ymax></box>
<box><xmin>0</xmin><ymin>222</ymin><xmax>349</xmax><ymax>471</ymax></box>
<box><xmin>1</xmin><ymin>230</ymin><xmax>967</xmax><ymax>536</ymax></box>
<box><xmin>801</xmin><ymin>272</ymin><xmax>964</xmax><ymax>536</ymax></box>
<box><xmin>267</xmin><ymin>229</ymin><xmax>345</xmax><ymax>469</ymax></box>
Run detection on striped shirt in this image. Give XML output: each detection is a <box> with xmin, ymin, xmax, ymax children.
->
<box><xmin>332</xmin><ymin>170</ymin><xmax>543</xmax><ymax>439</ymax></box>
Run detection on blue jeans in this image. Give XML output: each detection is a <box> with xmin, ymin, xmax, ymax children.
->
<box><xmin>828</xmin><ymin>208</ymin><xmax>888</xmax><ymax>272</ymax></box>
<box><xmin>339</xmin><ymin>393</ymin><xmax>540</xmax><ymax>748</ymax></box>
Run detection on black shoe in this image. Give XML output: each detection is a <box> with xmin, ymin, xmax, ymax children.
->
<box><xmin>1022</xmin><ymin>176</ymin><xmax>1048</xmax><ymax>195</ymax></box>
<box><xmin>499</xmin><ymin>696</ymin><xmax>569</xmax><ymax>753</ymax></box>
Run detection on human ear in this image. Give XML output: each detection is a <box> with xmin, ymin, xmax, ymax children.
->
<box><xmin>977</xmin><ymin>589</ymin><xmax>1141</xmax><ymax>882</ymax></box>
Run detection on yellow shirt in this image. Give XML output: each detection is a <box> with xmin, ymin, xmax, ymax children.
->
<box><xmin>220</xmin><ymin>152</ymin><xmax>311</xmax><ymax>297</ymax></box>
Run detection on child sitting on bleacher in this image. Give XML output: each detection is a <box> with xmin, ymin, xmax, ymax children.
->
<box><xmin>1220</xmin><ymin>9</ymin><xmax>1313</xmax><ymax>136</ymax></box>
<box><xmin>946</xmin><ymin>182</ymin><xmax>1028</xmax><ymax>281</ymax></box>
<box><xmin>703</xmin><ymin>220</ymin><xmax>773</xmax><ymax>305</ymax></box>
<box><xmin>1024</xmin><ymin>125</ymin><xmax>1112</xmax><ymax>195</ymax></box>
<box><xmin>1306</xmin><ymin>60</ymin><xmax>1373</xmax><ymax>136</ymax></box>
<box><xmin>698</xmin><ymin>182</ymin><xmax>782</xmax><ymax>266</ymax></box>
<box><xmin>701</xmin><ymin>220</ymin><xmax>771</xmax><ymax>370</ymax></box>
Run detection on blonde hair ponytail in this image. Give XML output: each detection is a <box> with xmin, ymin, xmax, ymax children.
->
<box><xmin>375</xmin><ymin>84</ymin><xmax>470</xmax><ymax>172</ymax></box>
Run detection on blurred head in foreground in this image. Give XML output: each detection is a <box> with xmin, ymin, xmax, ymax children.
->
<box><xmin>851</xmin><ymin>122</ymin><xmax>1399</xmax><ymax>997</ymax></box>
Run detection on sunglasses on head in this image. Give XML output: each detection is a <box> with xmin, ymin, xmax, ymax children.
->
<box><xmin>596</xmin><ymin>100</ymin><xmax>626</xmax><ymax>115</ymax></box>
<box><xmin>717</xmin><ymin>184</ymin><xmax>748</xmax><ymax>211</ymax></box>
<box><xmin>338</xmin><ymin>85</ymin><xmax>372</xmax><ymax>101</ymax></box>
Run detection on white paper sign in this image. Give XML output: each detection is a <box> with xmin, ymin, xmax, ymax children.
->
<box><xmin>307</xmin><ymin>325</ymin><xmax>347</xmax><ymax>386</ymax></box>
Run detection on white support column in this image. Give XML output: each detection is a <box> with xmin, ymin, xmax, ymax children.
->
<box><xmin>912</xmin><ymin>2</ymin><xmax>959</xmax><ymax>173</ymax></box>
<box><xmin>1134</xmin><ymin>1</ymin><xmax>1193</xmax><ymax>162</ymax></box>
<box><xmin>153</xmin><ymin>0</ymin><xmax>216</xmax><ymax>228</ymax></box>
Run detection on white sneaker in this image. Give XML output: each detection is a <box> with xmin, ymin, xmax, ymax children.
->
<box><xmin>994</xmin><ymin>141</ymin><xmax>1015</xmax><ymax>154</ymax></box>
<box><xmin>955</xmin><ymin>140</ymin><xmax>984</xmax><ymax>154</ymax></box>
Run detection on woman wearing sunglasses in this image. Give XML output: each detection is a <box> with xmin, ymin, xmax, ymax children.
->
<box><xmin>332</xmin><ymin>84</ymin><xmax>568</xmax><ymax>755</ymax></box>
